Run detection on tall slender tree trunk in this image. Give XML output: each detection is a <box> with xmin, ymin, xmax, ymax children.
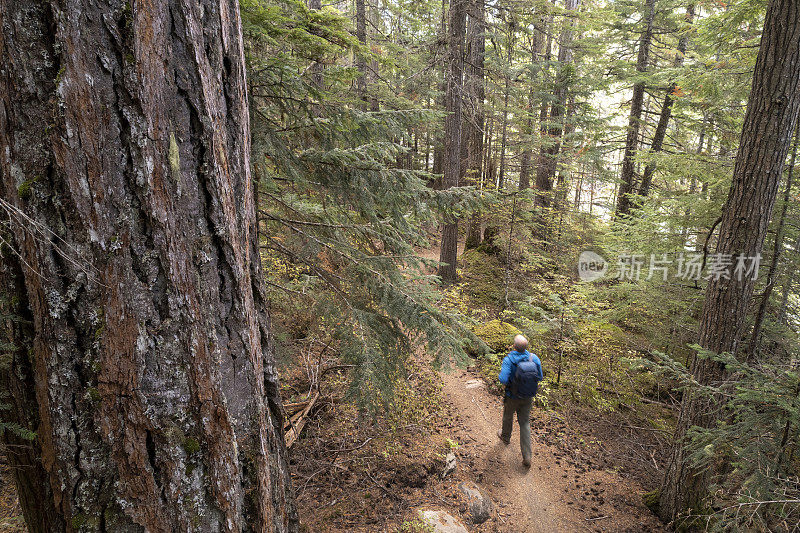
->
<box><xmin>685</xmin><ymin>119</ymin><xmax>706</xmax><ymax>247</ymax></box>
<box><xmin>639</xmin><ymin>4</ymin><xmax>695</xmax><ymax>199</ymax></box>
<box><xmin>519</xmin><ymin>99</ymin><xmax>535</xmax><ymax>191</ymax></box>
<box><xmin>309</xmin><ymin>0</ymin><xmax>324</xmax><ymax>90</ymax></box>
<box><xmin>535</xmin><ymin>0</ymin><xmax>578</xmax><ymax>207</ymax></box>
<box><xmin>534</xmin><ymin>10</ymin><xmax>554</xmax><ymax>200</ymax></box>
<box><xmin>425</xmin><ymin>118</ymin><xmax>432</xmax><ymax>172</ymax></box>
<box><xmin>483</xmin><ymin>110</ymin><xmax>495</xmax><ymax>196</ymax></box>
<box><xmin>368</xmin><ymin>0</ymin><xmax>381</xmax><ymax>111</ymax></box>
<box><xmin>439</xmin><ymin>0</ymin><xmax>467</xmax><ymax>282</ymax></box>
<box><xmin>497</xmin><ymin>80</ymin><xmax>511</xmax><ymax>190</ymax></box>
<box><xmin>0</xmin><ymin>0</ymin><xmax>298</xmax><ymax>531</ymax></box>
<box><xmin>519</xmin><ymin>15</ymin><xmax>545</xmax><ymax>192</ymax></box>
<box><xmin>432</xmin><ymin>77</ymin><xmax>446</xmax><ymax>184</ymax></box>
<box><xmin>659</xmin><ymin>0</ymin><xmax>800</xmax><ymax>523</ymax></box>
<box><xmin>432</xmin><ymin>0</ymin><xmax>448</xmax><ymax>187</ymax></box>
<box><xmin>616</xmin><ymin>0</ymin><xmax>655</xmax><ymax>218</ymax></box>
<box><xmin>778</xmin><ymin>233</ymin><xmax>800</xmax><ymax>323</ymax></box>
<box><xmin>356</xmin><ymin>0</ymin><xmax>369</xmax><ymax>105</ymax></box>
<box><xmin>555</xmin><ymin>93</ymin><xmax>578</xmax><ymax>204</ymax></box>
<box><xmin>464</xmin><ymin>0</ymin><xmax>486</xmax><ymax>250</ymax></box>
<box><xmin>497</xmin><ymin>21</ymin><xmax>514</xmax><ymax>190</ymax></box>
<box><xmin>574</xmin><ymin>162</ymin><xmax>586</xmax><ymax>208</ymax></box>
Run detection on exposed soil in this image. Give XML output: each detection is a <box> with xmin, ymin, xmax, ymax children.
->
<box><xmin>436</xmin><ymin>365</ymin><xmax>668</xmax><ymax>532</ymax></box>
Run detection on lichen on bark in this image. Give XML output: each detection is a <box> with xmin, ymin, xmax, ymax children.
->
<box><xmin>0</xmin><ymin>0</ymin><xmax>298</xmax><ymax>531</ymax></box>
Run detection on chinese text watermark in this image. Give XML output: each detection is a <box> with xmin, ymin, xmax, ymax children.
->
<box><xmin>578</xmin><ymin>251</ymin><xmax>761</xmax><ymax>283</ymax></box>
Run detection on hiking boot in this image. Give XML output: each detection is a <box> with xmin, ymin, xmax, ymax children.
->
<box><xmin>522</xmin><ymin>458</ymin><xmax>531</xmax><ymax>468</ymax></box>
<box><xmin>497</xmin><ymin>430</ymin><xmax>510</xmax><ymax>445</ymax></box>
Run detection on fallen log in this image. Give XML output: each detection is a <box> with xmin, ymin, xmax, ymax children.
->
<box><xmin>283</xmin><ymin>400</ymin><xmax>312</xmax><ymax>416</ymax></box>
<box><xmin>285</xmin><ymin>391</ymin><xmax>320</xmax><ymax>448</ymax></box>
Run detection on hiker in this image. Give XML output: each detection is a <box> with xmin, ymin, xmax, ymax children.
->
<box><xmin>497</xmin><ymin>335</ymin><xmax>543</xmax><ymax>468</ymax></box>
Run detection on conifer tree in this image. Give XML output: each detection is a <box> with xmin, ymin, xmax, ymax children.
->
<box><xmin>439</xmin><ymin>0</ymin><xmax>468</xmax><ymax>282</ymax></box>
<box><xmin>659</xmin><ymin>0</ymin><xmax>800</xmax><ymax>521</ymax></box>
<box><xmin>616</xmin><ymin>0</ymin><xmax>656</xmax><ymax>218</ymax></box>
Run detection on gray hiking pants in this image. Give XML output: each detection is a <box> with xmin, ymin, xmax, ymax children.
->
<box><xmin>500</xmin><ymin>396</ymin><xmax>532</xmax><ymax>461</ymax></box>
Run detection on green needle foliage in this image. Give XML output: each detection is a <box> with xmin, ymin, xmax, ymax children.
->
<box><xmin>636</xmin><ymin>347</ymin><xmax>800</xmax><ymax>530</ymax></box>
<box><xmin>241</xmin><ymin>0</ymin><xmax>484</xmax><ymax>411</ymax></box>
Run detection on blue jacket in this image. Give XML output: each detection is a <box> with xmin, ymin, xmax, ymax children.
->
<box><xmin>498</xmin><ymin>350</ymin><xmax>543</xmax><ymax>398</ymax></box>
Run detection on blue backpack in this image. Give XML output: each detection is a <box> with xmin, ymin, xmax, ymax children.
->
<box><xmin>512</xmin><ymin>353</ymin><xmax>542</xmax><ymax>398</ymax></box>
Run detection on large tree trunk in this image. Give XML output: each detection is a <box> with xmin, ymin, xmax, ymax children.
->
<box><xmin>0</xmin><ymin>1</ymin><xmax>297</xmax><ymax>531</ymax></box>
<box><xmin>747</xmin><ymin>122</ymin><xmax>799</xmax><ymax>358</ymax></box>
<box><xmin>638</xmin><ymin>4</ymin><xmax>695</xmax><ymax>199</ymax></box>
<box><xmin>615</xmin><ymin>0</ymin><xmax>655</xmax><ymax>218</ymax></box>
<box><xmin>658</xmin><ymin>0</ymin><xmax>800</xmax><ymax>523</ymax></box>
<box><xmin>439</xmin><ymin>0</ymin><xmax>467</xmax><ymax>282</ymax></box>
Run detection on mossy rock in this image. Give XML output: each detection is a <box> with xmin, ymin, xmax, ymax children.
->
<box><xmin>472</xmin><ymin>320</ymin><xmax>521</xmax><ymax>353</ymax></box>
<box><xmin>642</xmin><ymin>489</ymin><xmax>660</xmax><ymax>514</ymax></box>
<box><xmin>459</xmin><ymin>249</ymin><xmax>505</xmax><ymax>308</ymax></box>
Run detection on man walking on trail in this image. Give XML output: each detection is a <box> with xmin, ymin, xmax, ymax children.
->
<box><xmin>497</xmin><ymin>335</ymin><xmax>543</xmax><ymax>468</ymax></box>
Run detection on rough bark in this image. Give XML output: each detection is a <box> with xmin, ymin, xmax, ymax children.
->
<box><xmin>439</xmin><ymin>0</ymin><xmax>467</xmax><ymax>282</ymax></box>
<box><xmin>747</xmin><ymin>122</ymin><xmax>799</xmax><ymax>358</ymax></box>
<box><xmin>0</xmin><ymin>237</ymin><xmax>61</xmax><ymax>532</ymax></box>
<box><xmin>615</xmin><ymin>0</ymin><xmax>655</xmax><ymax>218</ymax></box>
<box><xmin>659</xmin><ymin>0</ymin><xmax>800</xmax><ymax>522</ymax></box>
<box><xmin>0</xmin><ymin>0</ymin><xmax>297</xmax><ymax>531</ymax></box>
<box><xmin>638</xmin><ymin>4</ymin><xmax>695</xmax><ymax>199</ymax></box>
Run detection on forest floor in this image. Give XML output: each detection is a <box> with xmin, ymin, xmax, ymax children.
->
<box><xmin>436</xmin><ymin>364</ymin><xmax>667</xmax><ymax>532</ymax></box>
<box><xmin>0</xmin><ymin>466</ymin><xmax>24</xmax><ymax>532</ymax></box>
<box><xmin>289</xmin><ymin>355</ymin><xmax>668</xmax><ymax>532</ymax></box>
<box><xmin>0</xmin><ymin>365</ymin><xmax>669</xmax><ymax>533</ymax></box>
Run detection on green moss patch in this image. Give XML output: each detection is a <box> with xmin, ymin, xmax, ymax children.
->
<box><xmin>472</xmin><ymin>319</ymin><xmax>521</xmax><ymax>353</ymax></box>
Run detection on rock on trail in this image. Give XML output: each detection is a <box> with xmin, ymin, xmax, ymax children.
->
<box><xmin>417</xmin><ymin>508</ymin><xmax>470</xmax><ymax>533</ymax></box>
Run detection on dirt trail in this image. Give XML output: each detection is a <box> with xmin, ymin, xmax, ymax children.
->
<box><xmin>439</xmin><ymin>366</ymin><xmax>666</xmax><ymax>532</ymax></box>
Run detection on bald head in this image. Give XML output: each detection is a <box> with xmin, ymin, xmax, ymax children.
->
<box><xmin>513</xmin><ymin>335</ymin><xmax>528</xmax><ymax>352</ymax></box>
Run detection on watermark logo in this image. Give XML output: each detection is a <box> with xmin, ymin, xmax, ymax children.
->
<box><xmin>577</xmin><ymin>251</ymin><xmax>762</xmax><ymax>283</ymax></box>
<box><xmin>578</xmin><ymin>251</ymin><xmax>608</xmax><ymax>282</ymax></box>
